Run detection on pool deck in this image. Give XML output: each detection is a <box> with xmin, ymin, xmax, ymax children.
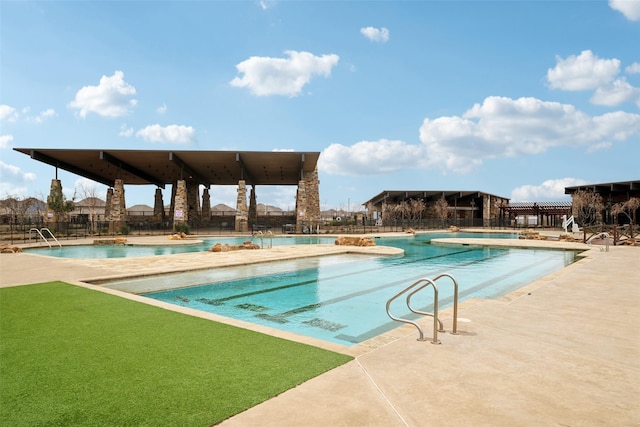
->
<box><xmin>1</xmin><ymin>231</ymin><xmax>639</xmax><ymax>426</ymax></box>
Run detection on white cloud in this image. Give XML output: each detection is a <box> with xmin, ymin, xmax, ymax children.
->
<box><xmin>626</xmin><ymin>62</ymin><xmax>640</xmax><ymax>74</ymax></box>
<box><xmin>609</xmin><ymin>0</ymin><xmax>640</xmax><ymax>21</ymax></box>
<box><xmin>73</xmin><ymin>178</ymin><xmax>108</xmax><ymax>200</ymax></box>
<box><xmin>510</xmin><ymin>178</ymin><xmax>588</xmax><ymax>202</ymax></box>
<box><xmin>136</xmin><ymin>124</ymin><xmax>196</xmax><ymax>144</ymax></box>
<box><xmin>319</xmin><ymin>139</ymin><xmax>426</xmax><ymax>176</ymax></box>
<box><xmin>547</xmin><ymin>50</ymin><xmax>620</xmax><ymax>91</ymax></box>
<box><xmin>33</xmin><ymin>108</ymin><xmax>56</xmax><ymax>123</ymax></box>
<box><xmin>68</xmin><ymin>70</ymin><xmax>137</xmax><ymax>118</ymax></box>
<box><xmin>157</xmin><ymin>103</ymin><xmax>167</xmax><ymax>114</ymax></box>
<box><xmin>0</xmin><ymin>104</ymin><xmax>19</xmax><ymax>122</ymax></box>
<box><xmin>587</xmin><ymin>141</ymin><xmax>612</xmax><ymax>153</ymax></box>
<box><xmin>0</xmin><ymin>135</ymin><xmax>14</xmax><ymax>149</ymax></box>
<box><xmin>320</xmin><ymin>96</ymin><xmax>640</xmax><ymax>176</ymax></box>
<box><xmin>119</xmin><ymin>124</ymin><xmax>134</xmax><ymax>137</ymax></box>
<box><xmin>272</xmin><ymin>148</ymin><xmax>294</xmax><ymax>152</ymax></box>
<box><xmin>258</xmin><ymin>0</ymin><xmax>276</xmax><ymax>10</ymax></box>
<box><xmin>419</xmin><ymin>97</ymin><xmax>640</xmax><ymax>172</ymax></box>
<box><xmin>590</xmin><ymin>78</ymin><xmax>640</xmax><ymax>107</ymax></box>
<box><xmin>0</xmin><ymin>161</ymin><xmax>37</xmax><ymax>197</ymax></box>
<box><xmin>360</xmin><ymin>26</ymin><xmax>390</xmax><ymax>43</ymax></box>
<box><xmin>230</xmin><ymin>50</ymin><xmax>340</xmax><ymax>97</ymax></box>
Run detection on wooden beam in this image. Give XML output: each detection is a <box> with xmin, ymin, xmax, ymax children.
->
<box><xmin>100</xmin><ymin>151</ymin><xmax>165</xmax><ymax>188</ymax></box>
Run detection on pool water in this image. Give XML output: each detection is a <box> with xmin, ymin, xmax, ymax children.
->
<box><xmin>24</xmin><ymin>236</ymin><xmax>335</xmax><ymax>258</ymax></box>
<box><xmin>104</xmin><ymin>233</ymin><xmax>579</xmax><ymax>346</ymax></box>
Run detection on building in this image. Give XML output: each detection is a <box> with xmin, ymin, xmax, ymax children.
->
<box><xmin>364</xmin><ymin>190</ymin><xmax>510</xmax><ymax>228</ymax></box>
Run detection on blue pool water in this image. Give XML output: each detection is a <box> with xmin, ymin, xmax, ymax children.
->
<box><xmin>104</xmin><ymin>233</ymin><xmax>578</xmax><ymax>346</ymax></box>
<box><xmin>24</xmin><ymin>236</ymin><xmax>335</xmax><ymax>258</ymax></box>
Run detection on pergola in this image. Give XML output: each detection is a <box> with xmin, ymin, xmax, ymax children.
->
<box><xmin>13</xmin><ymin>148</ymin><xmax>320</xmax><ymax>188</ymax></box>
<box><xmin>502</xmin><ymin>202</ymin><xmax>572</xmax><ymax>227</ymax></box>
<box><xmin>14</xmin><ymin>148</ymin><xmax>322</xmax><ymax>232</ymax></box>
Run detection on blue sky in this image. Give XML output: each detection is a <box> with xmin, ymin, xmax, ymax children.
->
<box><xmin>1</xmin><ymin>0</ymin><xmax>639</xmax><ymax>211</ymax></box>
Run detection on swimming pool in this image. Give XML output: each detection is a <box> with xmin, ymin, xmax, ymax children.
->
<box><xmin>24</xmin><ymin>236</ymin><xmax>335</xmax><ymax>258</ymax></box>
<box><xmin>102</xmin><ymin>233</ymin><xmax>579</xmax><ymax>346</ymax></box>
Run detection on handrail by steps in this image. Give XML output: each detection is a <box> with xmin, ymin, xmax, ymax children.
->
<box><xmin>29</xmin><ymin>227</ymin><xmax>62</xmax><ymax>248</ymax></box>
<box><xmin>386</xmin><ymin>278</ymin><xmax>441</xmax><ymax>344</ymax></box>
<box><xmin>407</xmin><ymin>273</ymin><xmax>459</xmax><ymax>335</ymax></box>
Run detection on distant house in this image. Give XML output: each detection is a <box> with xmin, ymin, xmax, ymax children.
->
<box><xmin>127</xmin><ymin>204</ymin><xmax>154</xmax><ymax>216</ymax></box>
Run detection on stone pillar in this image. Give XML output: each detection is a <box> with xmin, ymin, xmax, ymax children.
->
<box><xmin>186</xmin><ymin>181</ymin><xmax>200</xmax><ymax>224</ymax></box>
<box><xmin>295</xmin><ymin>179</ymin><xmax>306</xmax><ymax>234</ymax></box>
<box><xmin>249</xmin><ymin>185</ymin><xmax>257</xmax><ymax>231</ymax></box>
<box><xmin>201</xmin><ymin>186</ymin><xmax>211</xmax><ymax>225</ymax></box>
<box><xmin>173</xmin><ymin>179</ymin><xmax>188</xmax><ymax>229</ymax></box>
<box><xmin>483</xmin><ymin>194</ymin><xmax>491</xmax><ymax>227</ymax></box>
<box><xmin>235</xmin><ymin>180</ymin><xmax>248</xmax><ymax>232</ymax></box>
<box><xmin>153</xmin><ymin>188</ymin><xmax>165</xmax><ymax>221</ymax></box>
<box><xmin>169</xmin><ymin>183</ymin><xmax>177</xmax><ymax>222</ymax></box>
<box><xmin>295</xmin><ymin>167</ymin><xmax>321</xmax><ymax>233</ymax></box>
<box><xmin>108</xmin><ymin>179</ymin><xmax>126</xmax><ymax>233</ymax></box>
<box><xmin>105</xmin><ymin>188</ymin><xmax>113</xmax><ymax>221</ymax></box>
<box><xmin>46</xmin><ymin>179</ymin><xmax>64</xmax><ymax>224</ymax></box>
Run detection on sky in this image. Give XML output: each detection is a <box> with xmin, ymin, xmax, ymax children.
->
<box><xmin>1</xmin><ymin>0</ymin><xmax>639</xmax><ymax>211</ymax></box>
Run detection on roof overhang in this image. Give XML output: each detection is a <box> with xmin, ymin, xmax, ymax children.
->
<box><xmin>14</xmin><ymin>149</ymin><xmax>320</xmax><ymax>188</ymax></box>
<box><xmin>363</xmin><ymin>190</ymin><xmax>509</xmax><ymax>207</ymax></box>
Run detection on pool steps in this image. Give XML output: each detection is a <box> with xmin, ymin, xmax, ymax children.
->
<box><xmin>386</xmin><ymin>273</ymin><xmax>459</xmax><ymax>344</ymax></box>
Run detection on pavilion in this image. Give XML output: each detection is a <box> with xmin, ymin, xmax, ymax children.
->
<box><xmin>14</xmin><ymin>148</ymin><xmax>321</xmax><ymax>232</ymax></box>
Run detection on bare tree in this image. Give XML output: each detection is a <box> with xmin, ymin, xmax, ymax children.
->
<box><xmin>77</xmin><ymin>182</ymin><xmax>102</xmax><ymax>232</ymax></box>
<box><xmin>571</xmin><ymin>190</ymin><xmax>603</xmax><ymax>226</ymax></box>
<box><xmin>407</xmin><ymin>199</ymin><xmax>426</xmax><ymax>223</ymax></box>
<box><xmin>432</xmin><ymin>197</ymin><xmax>450</xmax><ymax>227</ymax></box>
<box><xmin>1</xmin><ymin>194</ymin><xmax>36</xmax><ymax>229</ymax></box>
<box><xmin>611</xmin><ymin>197</ymin><xmax>639</xmax><ymax>237</ymax></box>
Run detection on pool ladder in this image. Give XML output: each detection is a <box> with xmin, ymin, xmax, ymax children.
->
<box><xmin>30</xmin><ymin>227</ymin><xmax>61</xmax><ymax>248</ymax></box>
<box><xmin>386</xmin><ymin>273</ymin><xmax>459</xmax><ymax>344</ymax></box>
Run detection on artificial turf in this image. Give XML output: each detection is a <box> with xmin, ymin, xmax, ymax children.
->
<box><xmin>0</xmin><ymin>281</ymin><xmax>353</xmax><ymax>426</ymax></box>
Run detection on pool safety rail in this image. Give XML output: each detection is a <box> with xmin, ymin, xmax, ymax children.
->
<box><xmin>252</xmin><ymin>230</ymin><xmax>273</xmax><ymax>248</ymax></box>
<box><xmin>386</xmin><ymin>273</ymin><xmax>459</xmax><ymax>345</ymax></box>
<box><xmin>29</xmin><ymin>228</ymin><xmax>61</xmax><ymax>248</ymax></box>
<box><xmin>586</xmin><ymin>232</ymin><xmax>612</xmax><ymax>252</ymax></box>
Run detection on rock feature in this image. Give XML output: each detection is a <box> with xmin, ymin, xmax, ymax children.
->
<box><xmin>209</xmin><ymin>241</ymin><xmax>260</xmax><ymax>252</ymax></box>
<box><xmin>0</xmin><ymin>245</ymin><xmax>22</xmax><ymax>253</ymax></box>
<box><xmin>334</xmin><ymin>236</ymin><xmax>376</xmax><ymax>247</ymax></box>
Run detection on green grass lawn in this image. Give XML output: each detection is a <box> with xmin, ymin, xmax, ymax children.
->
<box><xmin>0</xmin><ymin>282</ymin><xmax>353</xmax><ymax>426</ymax></box>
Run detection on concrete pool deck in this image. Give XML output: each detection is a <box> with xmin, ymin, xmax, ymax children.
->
<box><xmin>1</xmin><ymin>232</ymin><xmax>638</xmax><ymax>426</ymax></box>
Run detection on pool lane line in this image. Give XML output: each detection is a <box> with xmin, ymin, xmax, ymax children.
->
<box><xmin>244</xmin><ymin>250</ymin><xmax>514</xmax><ymax>325</ymax></box>
<box><xmin>162</xmin><ymin>248</ymin><xmax>479</xmax><ymax>305</ymax></box>
<box><xmin>335</xmin><ymin>253</ymin><xmax>568</xmax><ymax>344</ymax></box>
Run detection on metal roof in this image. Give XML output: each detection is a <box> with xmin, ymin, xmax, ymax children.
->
<box><xmin>14</xmin><ymin>148</ymin><xmax>320</xmax><ymax>189</ymax></box>
<box><xmin>564</xmin><ymin>180</ymin><xmax>640</xmax><ymax>196</ymax></box>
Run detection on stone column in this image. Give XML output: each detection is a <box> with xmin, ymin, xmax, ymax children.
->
<box><xmin>186</xmin><ymin>182</ymin><xmax>201</xmax><ymax>224</ymax></box>
<box><xmin>105</xmin><ymin>188</ymin><xmax>113</xmax><ymax>221</ymax></box>
<box><xmin>249</xmin><ymin>185</ymin><xmax>257</xmax><ymax>231</ymax></box>
<box><xmin>201</xmin><ymin>186</ymin><xmax>211</xmax><ymax>225</ymax></box>
<box><xmin>153</xmin><ymin>188</ymin><xmax>165</xmax><ymax>221</ymax></box>
<box><xmin>483</xmin><ymin>194</ymin><xmax>491</xmax><ymax>227</ymax></box>
<box><xmin>173</xmin><ymin>179</ymin><xmax>188</xmax><ymax>229</ymax></box>
<box><xmin>295</xmin><ymin>179</ymin><xmax>306</xmax><ymax>233</ymax></box>
<box><xmin>295</xmin><ymin>167</ymin><xmax>321</xmax><ymax>233</ymax></box>
<box><xmin>169</xmin><ymin>183</ymin><xmax>177</xmax><ymax>222</ymax></box>
<box><xmin>108</xmin><ymin>179</ymin><xmax>126</xmax><ymax>234</ymax></box>
<box><xmin>235</xmin><ymin>180</ymin><xmax>248</xmax><ymax>232</ymax></box>
<box><xmin>46</xmin><ymin>179</ymin><xmax>64</xmax><ymax>224</ymax></box>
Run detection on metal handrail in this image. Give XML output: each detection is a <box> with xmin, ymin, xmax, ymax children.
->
<box><xmin>29</xmin><ymin>228</ymin><xmax>61</xmax><ymax>248</ymax></box>
<box><xmin>586</xmin><ymin>232</ymin><xmax>611</xmax><ymax>252</ymax></box>
<box><xmin>407</xmin><ymin>273</ymin><xmax>459</xmax><ymax>335</ymax></box>
<box><xmin>386</xmin><ymin>278</ymin><xmax>441</xmax><ymax>344</ymax></box>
